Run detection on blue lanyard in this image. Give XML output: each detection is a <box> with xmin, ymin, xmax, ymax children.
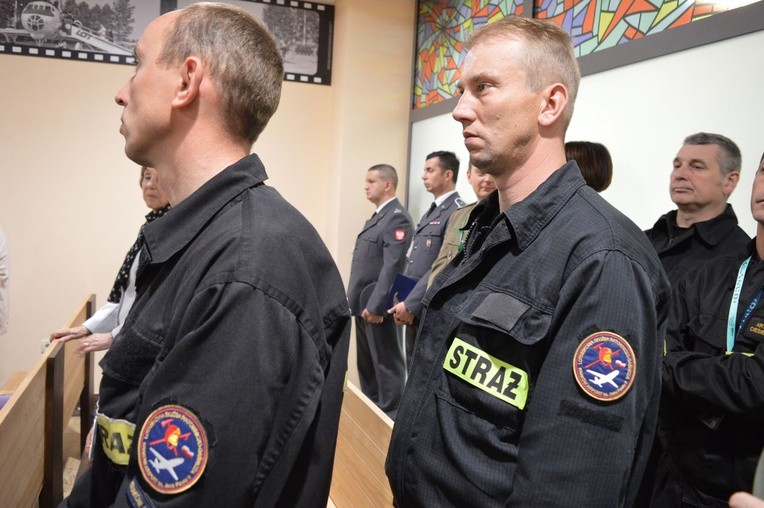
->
<box><xmin>726</xmin><ymin>256</ymin><xmax>764</xmax><ymax>352</ymax></box>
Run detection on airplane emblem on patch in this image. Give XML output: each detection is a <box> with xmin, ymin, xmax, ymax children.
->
<box><xmin>395</xmin><ymin>229</ymin><xmax>406</xmax><ymax>241</ymax></box>
<box><xmin>137</xmin><ymin>405</ymin><xmax>208</xmax><ymax>495</ymax></box>
<box><xmin>573</xmin><ymin>331</ymin><xmax>636</xmax><ymax>402</ymax></box>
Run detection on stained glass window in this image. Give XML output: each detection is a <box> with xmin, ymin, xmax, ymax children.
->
<box><xmin>536</xmin><ymin>0</ymin><xmax>755</xmax><ymax>57</ymax></box>
<box><xmin>414</xmin><ymin>0</ymin><xmax>523</xmax><ymax>109</ymax></box>
<box><xmin>414</xmin><ymin>0</ymin><xmax>758</xmax><ymax>109</ymax></box>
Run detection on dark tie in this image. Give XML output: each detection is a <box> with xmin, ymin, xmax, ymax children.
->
<box><xmin>426</xmin><ymin>202</ymin><xmax>436</xmax><ymax>216</ymax></box>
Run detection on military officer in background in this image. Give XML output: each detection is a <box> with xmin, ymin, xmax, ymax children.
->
<box><xmin>348</xmin><ymin>164</ymin><xmax>413</xmax><ymax>417</ymax></box>
<box><xmin>389</xmin><ymin>151</ymin><xmax>463</xmax><ymax>371</ymax></box>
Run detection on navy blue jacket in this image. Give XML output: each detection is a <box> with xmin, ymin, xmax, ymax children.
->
<box><xmin>66</xmin><ymin>154</ymin><xmax>350</xmax><ymax>507</ymax></box>
<box><xmin>387</xmin><ymin>163</ymin><xmax>669</xmax><ymax>507</ymax></box>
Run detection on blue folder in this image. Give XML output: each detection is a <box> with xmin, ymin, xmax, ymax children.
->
<box><xmin>386</xmin><ymin>273</ymin><xmax>418</xmax><ymax>309</ymax></box>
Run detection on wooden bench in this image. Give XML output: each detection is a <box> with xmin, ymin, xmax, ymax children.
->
<box><xmin>329</xmin><ymin>381</ymin><xmax>394</xmax><ymax>507</ymax></box>
<box><xmin>0</xmin><ymin>294</ymin><xmax>95</xmax><ymax>508</ymax></box>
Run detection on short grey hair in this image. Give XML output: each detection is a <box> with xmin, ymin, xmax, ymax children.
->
<box><xmin>683</xmin><ymin>132</ymin><xmax>742</xmax><ymax>175</ymax></box>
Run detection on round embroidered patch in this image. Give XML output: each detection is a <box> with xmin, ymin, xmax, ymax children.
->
<box><xmin>573</xmin><ymin>331</ymin><xmax>636</xmax><ymax>402</ymax></box>
<box><xmin>137</xmin><ymin>405</ymin><xmax>208</xmax><ymax>494</ymax></box>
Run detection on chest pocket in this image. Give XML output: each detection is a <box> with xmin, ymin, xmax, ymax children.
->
<box><xmin>102</xmin><ymin>315</ymin><xmax>165</xmax><ymax>386</ymax></box>
<box><xmin>359</xmin><ymin>232</ymin><xmax>379</xmax><ymax>255</ymax></box>
<box><xmin>686</xmin><ymin>309</ymin><xmax>727</xmax><ymax>354</ymax></box>
<box><xmin>440</xmin><ymin>290</ymin><xmax>552</xmax><ymax>430</ymax></box>
<box><xmin>738</xmin><ymin>312</ymin><xmax>764</xmax><ymax>353</ymax></box>
<box><xmin>416</xmin><ymin>230</ymin><xmax>438</xmax><ymax>249</ymax></box>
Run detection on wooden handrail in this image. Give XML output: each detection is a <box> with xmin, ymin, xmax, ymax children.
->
<box><xmin>329</xmin><ymin>382</ymin><xmax>394</xmax><ymax>507</ymax></box>
<box><xmin>0</xmin><ymin>294</ymin><xmax>95</xmax><ymax>508</ymax></box>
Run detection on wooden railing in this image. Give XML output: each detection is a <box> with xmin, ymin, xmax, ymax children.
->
<box><xmin>329</xmin><ymin>382</ymin><xmax>394</xmax><ymax>507</ymax></box>
<box><xmin>0</xmin><ymin>298</ymin><xmax>396</xmax><ymax>507</ymax></box>
<box><xmin>0</xmin><ymin>294</ymin><xmax>95</xmax><ymax>508</ymax></box>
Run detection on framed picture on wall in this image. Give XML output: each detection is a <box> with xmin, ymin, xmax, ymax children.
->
<box><xmin>0</xmin><ymin>0</ymin><xmax>333</xmax><ymax>84</ymax></box>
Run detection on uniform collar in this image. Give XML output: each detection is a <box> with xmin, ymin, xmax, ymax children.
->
<box><xmin>434</xmin><ymin>190</ymin><xmax>457</xmax><ymax>207</ymax></box>
<box><xmin>142</xmin><ymin>153</ymin><xmax>267</xmax><ymax>265</ymax></box>
<box><xmin>375</xmin><ymin>197</ymin><xmax>398</xmax><ymax>215</ymax></box>
<box><xmin>431</xmin><ymin>162</ymin><xmax>585</xmax><ymax>302</ymax></box>
<box><xmin>652</xmin><ymin>204</ymin><xmax>740</xmax><ymax>247</ymax></box>
<box><xmin>503</xmin><ymin>161</ymin><xmax>587</xmax><ymax>251</ymax></box>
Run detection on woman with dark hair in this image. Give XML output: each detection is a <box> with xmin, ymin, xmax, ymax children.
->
<box><xmin>565</xmin><ymin>140</ymin><xmax>613</xmax><ymax>192</ymax></box>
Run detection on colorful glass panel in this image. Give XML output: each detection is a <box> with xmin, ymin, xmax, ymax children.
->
<box><xmin>535</xmin><ymin>0</ymin><xmax>754</xmax><ymax>57</ymax></box>
<box><xmin>414</xmin><ymin>0</ymin><xmax>523</xmax><ymax>109</ymax></box>
<box><xmin>414</xmin><ymin>0</ymin><xmax>758</xmax><ymax>109</ymax></box>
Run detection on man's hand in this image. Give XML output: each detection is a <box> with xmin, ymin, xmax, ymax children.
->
<box><xmin>50</xmin><ymin>325</ymin><xmax>89</xmax><ymax>342</ymax></box>
<box><xmin>362</xmin><ymin>308</ymin><xmax>384</xmax><ymax>324</ymax></box>
<box><xmin>388</xmin><ymin>302</ymin><xmax>414</xmax><ymax>325</ymax></box>
<box><xmin>76</xmin><ymin>332</ymin><xmax>113</xmax><ymax>356</ymax></box>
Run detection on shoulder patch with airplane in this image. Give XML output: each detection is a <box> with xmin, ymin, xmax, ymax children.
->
<box><xmin>136</xmin><ymin>404</ymin><xmax>208</xmax><ymax>495</ymax></box>
<box><xmin>573</xmin><ymin>331</ymin><xmax>636</xmax><ymax>402</ymax></box>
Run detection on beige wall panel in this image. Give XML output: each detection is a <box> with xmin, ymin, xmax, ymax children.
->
<box><xmin>0</xmin><ymin>0</ymin><xmax>416</xmax><ymax>392</ymax></box>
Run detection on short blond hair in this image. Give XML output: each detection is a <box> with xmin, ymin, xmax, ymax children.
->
<box><xmin>467</xmin><ymin>16</ymin><xmax>580</xmax><ymax>131</ymax></box>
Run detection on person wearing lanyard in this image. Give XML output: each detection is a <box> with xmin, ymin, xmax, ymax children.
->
<box><xmin>652</xmin><ymin>152</ymin><xmax>764</xmax><ymax>507</ymax></box>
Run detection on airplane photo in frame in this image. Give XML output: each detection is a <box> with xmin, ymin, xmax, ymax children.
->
<box><xmin>0</xmin><ymin>0</ymin><xmax>334</xmax><ymax>84</ymax></box>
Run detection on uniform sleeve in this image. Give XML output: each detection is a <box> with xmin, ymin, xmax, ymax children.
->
<box><xmin>662</xmin><ymin>347</ymin><xmax>764</xmax><ymax>419</ymax></box>
<box><xmin>404</xmin><ymin>272</ymin><xmax>429</xmax><ymax>317</ymax></box>
<box><xmin>662</xmin><ymin>279</ymin><xmax>764</xmax><ymax>418</ymax></box>
<box><xmin>508</xmin><ymin>250</ymin><xmax>666</xmax><ymax>507</ymax></box>
<box><xmin>118</xmin><ymin>281</ymin><xmax>346</xmax><ymax>506</ymax></box>
<box><xmin>366</xmin><ymin>212</ymin><xmax>412</xmax><ymax>315</ymax></box>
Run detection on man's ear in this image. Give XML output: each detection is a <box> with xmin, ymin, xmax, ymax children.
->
<box><xmin>538</xmin><ymin>83</ymin><xmax>568</xmax><ymax>128</ymax></box>
<box><xmin>172</xmin><ymin>56</ymin><xmax>203</xmax><ymax>108</ymax></box>
<box><xmin>724</xmin><ymin>171</ymin><xmax>740</xmax><ymax>196</ymax></box>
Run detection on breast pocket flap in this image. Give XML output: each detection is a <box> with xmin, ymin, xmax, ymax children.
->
<box><xmin>459</xmin><ymin>291</ymin><xmax>549</xmax><ymax>346</ymax></box>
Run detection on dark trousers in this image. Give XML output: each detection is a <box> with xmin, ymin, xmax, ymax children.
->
<box><xmin>355</xmin><ymin>316</ymin><xmax>405</xmax><ymax>418</ymax></box>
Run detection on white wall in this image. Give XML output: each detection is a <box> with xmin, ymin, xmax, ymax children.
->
<box><xmin>408</xmin><ymin>29</ymin><xmax>764</xmax><ymax>237</ymax></box>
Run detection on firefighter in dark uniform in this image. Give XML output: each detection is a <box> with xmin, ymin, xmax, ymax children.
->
<box><xmin>348</xmin><ymin>164</ymin><xmax>413</xmax><ymax>417</ymax></box>
<box><xmin>651</xmin><ymin>153</ymin><xmax>764</xmax><ymax>507</ymax></box>
<box><xmin>62</xmin><ymin>5</ymin><xmax>350</xmax><ymax>506</ymax></box>
<box><xmin>385</xmin><ymin>17</ymin><xmax>670</xmax><ymax>507</ymax></box>
<box><xmin>638</xmin><ymin>133</ymin><xmax>750</xmax><ymax>507</ymax></box>
<box><xmin>389</xmin><ymin>151</ymin><xmax>463</xmax><ymax>370</ymax></box>
<box><xmin>645</xmin><ymin>132</ymin><xmax>750</xmax><ymax>287</ymax></box>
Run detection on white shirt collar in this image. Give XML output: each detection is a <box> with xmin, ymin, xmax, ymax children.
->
<box><xmin>375</xmin><ymin>197</ymin><xmax>396</xmax><ymax>214</ymax></box>
<box><xmin>433</xmin><ymin>190</ymin><xmax>457</xmax><ymax>207</ymax></box>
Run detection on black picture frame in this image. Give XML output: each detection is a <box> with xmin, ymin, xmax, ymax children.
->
<box><xmin>0</xmin><ymin>0</ymin><xmax>334</xmax><ymax>85</ymax></box>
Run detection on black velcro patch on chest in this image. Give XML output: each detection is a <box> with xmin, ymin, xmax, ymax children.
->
<box><xmin>559</xmin><ymin>399</ymin><xmax>623</xmax><ymax>432</ymax></box>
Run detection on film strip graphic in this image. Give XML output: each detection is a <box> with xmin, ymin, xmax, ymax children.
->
<box><xmin>1</xmin><ymin>0</ymin><xmax>333</xmax><ymax>85</ymax></box>
<box><xmin>0</xmin><ymin>43</ymin><xmax>135</xmax><ymax>65</ymax></box>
